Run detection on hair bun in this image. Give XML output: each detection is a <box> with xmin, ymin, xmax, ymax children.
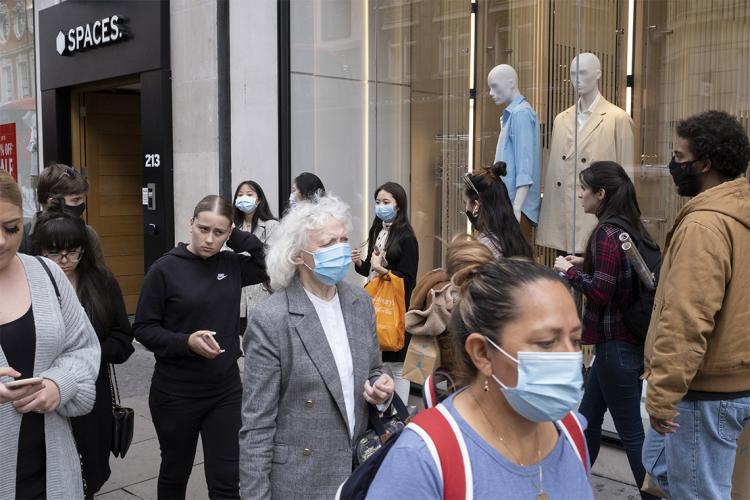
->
<box><xmin>491</xmin><ymin>161</ymin><xmax>508</xmax><ymax>178</ymax></box>
<box><xmin>446</xmin><ymin>234</ymin><xmax>495</xmax><ymax>288</ymax></box>
<box><xmin>46</xmin><ymin>195</ymin><xmax>66</xmax><ymax>213</ymax></box>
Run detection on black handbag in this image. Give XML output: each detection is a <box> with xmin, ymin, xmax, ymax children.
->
<box><xmin>353</xmin><ymin>394</ymin><xmax>414</xmax><ymax>467</ymax></box>
<box><xmin>108</xmin><ymin>364</ymin><xmax>134</xmax><ymax>458</ymax></box>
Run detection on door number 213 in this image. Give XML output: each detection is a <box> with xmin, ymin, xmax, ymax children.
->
<box><xmin>145</xmin><ymin>154</ymin><xmax>161</xmax><ymax>167</ymax></box>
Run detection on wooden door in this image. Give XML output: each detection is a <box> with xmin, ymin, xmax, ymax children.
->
<box><xmin>82</xmin><ymin>92</ymin><xmax>143</xmax><ymax>313</ymax></box>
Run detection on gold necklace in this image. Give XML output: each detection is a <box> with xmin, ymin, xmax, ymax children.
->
<box><xmin>469</xmin><ymin>389</ymin><xmax>547</xmax><ymax>500</ymax></box>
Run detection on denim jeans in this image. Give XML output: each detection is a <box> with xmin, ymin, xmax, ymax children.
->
<box><xmin>643</xmin><ymin>395</ymin><xmax>750</xmax><ymax>499</ymax></box>
<box><xmin>579</xmin><ymin>340</ymin><xmax>658</xmax><ymax>500</ymax></box>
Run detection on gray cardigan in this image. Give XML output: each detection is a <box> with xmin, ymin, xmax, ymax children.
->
<box><xmin>239</xmin><ymin>278</ymin><xmax>384</xmax><ymax>499</ymax></box>
<box><xmin>0</xmin><ymin>254</ymin><xmax>100</xmax><ymax>499</ymax></box>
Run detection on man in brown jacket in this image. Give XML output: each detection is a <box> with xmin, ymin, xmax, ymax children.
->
<box><xmin>642</xmin><ymin>110</ymin><xmax>750</xmax><ymax>499</ymax></box>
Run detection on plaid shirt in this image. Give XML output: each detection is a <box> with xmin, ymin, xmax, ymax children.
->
<box><xmin>566</xmin><ymin>224</ymin><xmax>640</xmax><ymax>345</ymax></box>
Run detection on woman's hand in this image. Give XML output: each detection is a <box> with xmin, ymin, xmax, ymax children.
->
<box><xmin>370</xmin><ymin>251</ymin><xmax>387</xmax><ymax>276</ymax></box>
<box><xmin>364</xmin><ymin>374</ymin><xmax>395</xmax><ymax>406</ymax></box>
<box><xmin>0</xmin><ymin>367</ymin><xmax>44</xmax><ymax>404</ymax></box>
<box><xmin>188</xmin><ymin>330</ymin><xmax>224</xmax><ymax>359</ymax></box>
<box><xmin>553</xmin><ymin>256</ymin><xmax>575</xmax><ymax>274</ymax></box>
<box><xmin>352</xmin><ymin>248</ymin><xmax>363</xmax><ymax>267</ymax></box>
<box><xmin>565</xmin><ymin>255</ymin><xmax>584</xmax><ymax>266</ymax></box>
<box><xmin>13</xmin><ymin>379</ymin><xmax>61</xmax><ymax>414</ymax></box>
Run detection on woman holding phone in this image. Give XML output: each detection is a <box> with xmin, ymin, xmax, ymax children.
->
<box><xmin>134</xmin><ymin>195</ymin><xmax>267</xmax><ymax>499</ymax></box>
<box><xmin>0</xmin><ymin>171</ymin><xmax>100</xmax><ymax>500</ymax></box>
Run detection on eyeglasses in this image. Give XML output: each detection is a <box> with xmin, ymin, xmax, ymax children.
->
<box><xmin>45</xmin><ymin>249</ymin><xmax>84</xmax><ymax>263</ymax></box>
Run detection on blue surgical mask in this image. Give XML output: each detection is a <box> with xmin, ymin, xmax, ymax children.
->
<box><xmin>375</xmin><ymin>204</ymin><xmax>396</xmax><ymax>222</ymax></box>
<box><xmin>289</xmin><ymin>193</ymin><xmax>298</xmax><ymax>209</ymax></box>
<box><xmin>235</xmin><ymin>195</ymin><xmax>257</xmax><ymax>214</ymax></box>
<box><xmin>304</xmin><ymin>242</ymin><xmax>352</xmax><ymax>286</ymax></box>
<box><xmin>485</xmin><ymin>337</ymin><xmax>583</xmax><ymax>422</ymax></box>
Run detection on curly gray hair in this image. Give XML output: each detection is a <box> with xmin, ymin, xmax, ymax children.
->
<box><xmin>266</xmin><ymin>195</ymin><xmax>353</xmax><ymax>290</ymax></box>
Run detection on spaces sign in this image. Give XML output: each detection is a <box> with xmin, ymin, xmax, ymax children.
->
<box><xmin>56</xmin><ymin>15</ymin><xmax>127</xmax><ymax>56</ymax></box>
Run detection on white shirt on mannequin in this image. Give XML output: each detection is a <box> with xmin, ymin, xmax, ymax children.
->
<box><xmin>577</xmin><ymin>93</ymin><xmax>601</xmax><ymax>131</ymax></box>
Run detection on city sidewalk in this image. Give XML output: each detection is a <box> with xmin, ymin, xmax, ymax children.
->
<box><xmin>97</xmin><ymin>344</ymin><xmax>645</xmax><ymax>499</ymax></box>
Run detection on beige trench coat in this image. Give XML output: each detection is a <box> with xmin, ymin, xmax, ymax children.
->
<box><xmin>537</xmin><ymin>96</ymin><xmax>634</xmax><ymax>253</ymax></box>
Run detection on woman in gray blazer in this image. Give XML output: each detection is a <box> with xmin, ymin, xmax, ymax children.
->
<box><xmin>240</xmin><ymin>195</ymin><xmax>394</xmax><ymax>499</ymax></box>
<box><xmin>0</xmin><ymin>171</ymin><xmax>100</xmax><ymax>500</ymax></box>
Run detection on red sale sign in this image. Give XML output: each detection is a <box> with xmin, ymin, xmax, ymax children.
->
<box><xmin>0</xmin><ymin>123</ymin><xmax>17</xmax><ymax>181</ymax></box>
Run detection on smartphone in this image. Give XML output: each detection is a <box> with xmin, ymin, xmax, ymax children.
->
<box><xmin>5</xmin><ymin>377</ymin><xmax>44</xmax><ymax>389</ymax></box>
<box><xmin>205</xmin><ymin>332</ymin><xmax>225</xmax><ymax>353</ymax></box>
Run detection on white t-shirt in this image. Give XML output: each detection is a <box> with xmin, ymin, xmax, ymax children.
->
<box><xmin>304</xmin><ymin>290</ymin><xmax>356</xmax><ymax>437</ymax></box>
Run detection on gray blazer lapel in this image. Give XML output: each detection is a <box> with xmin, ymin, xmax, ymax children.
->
<box><xmin>338</xmin><ymin>285</ymin><xmax>370</xmax><ymax>423</ymax></box>
<box><xmin>286</xmin><ymin>279</ymin><xmax>350</xmax><ymax>430</ymax></box>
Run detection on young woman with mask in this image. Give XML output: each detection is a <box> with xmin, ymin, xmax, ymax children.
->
<box><xmin>353</xmin><ymin>182</ymin><xmax>419</xmax><ymax>403</ymax></box>
<box><xmin>368</xmin><ymin>257</ymin><xmax>592</xmax><ymax>499</ymax></box>
<box><xmin>133</xmin><ymin>195</ymin><xmax>267</xmax><ymax>499</ymax></box>
<box><xmin>18</xmin><ymin>163</ymin><xmax>105</xmax><ymax>263</ymax></box>
<box><xmin>463</xmin><ymin>161</ymin><xmax>533</xmax><ymax>260</ymax></box>
<box><xmin>240</xmin><ymin>195</ymin><xmax>394</xmax><ymax>499</ymax></box>
<box><xmin>232</xmin><ymin>180</ymin><xmax>279</xmax><ymax>333</ymax></box>
<box><xmin>288</xmin><ymin>172</ymin><xmax>326</xmax><ymax>209</ymax></box>
<box><xmin>31</xmin><ymin>202</ymin><xmax>134</xmax><ymax>499</ymax></box>
<box><xmin>0</xmin><ymin>171</ymin><xmax>100</xmax><ymax>500</ymax></box>
<box><xmin>553</xmin><ymin>161</ymin><xmax>659</xmax><ymax>500</ymax></box>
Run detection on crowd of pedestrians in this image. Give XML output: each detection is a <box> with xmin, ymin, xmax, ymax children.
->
<box><xmin>0</xmin><ymin>109</ymin><xmax>749</xmax><ymax>500</ymax></box>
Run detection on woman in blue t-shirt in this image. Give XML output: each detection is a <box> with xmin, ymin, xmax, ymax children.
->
<box><xmin>368</xmin><ymin>251</ymin><xmax>594</xmax><ymax>499</ymax></box>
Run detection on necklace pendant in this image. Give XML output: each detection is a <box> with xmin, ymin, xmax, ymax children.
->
<box><xmin>537</xmin><ymin>493</ymin><xmax>548</xmax><ymax>500</ymax></box>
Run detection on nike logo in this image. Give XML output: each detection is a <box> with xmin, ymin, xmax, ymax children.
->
<box><xmin>217</xmin><ymin>273</ymin><xmax>228</xmax><ymax>281</ymax></box>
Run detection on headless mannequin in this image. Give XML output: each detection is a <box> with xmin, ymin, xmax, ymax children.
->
<box><xmin>489</xmin><ymin>65</ymin><xmax>529</xmax><ymax>221</ymax></box>
<box><xmin>537</xmin><ymin>53</ymin><xmax>634</xmax><ymax>254</ymax></box>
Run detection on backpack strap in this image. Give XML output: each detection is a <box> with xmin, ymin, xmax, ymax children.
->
<box><xmin>557</xmin><ymin>411</ymin><xmax>589</xmax><ymax>475</ymax></box>
<box><xmin>408</xmin><ymin>405</ymin><xmax>473</xmax><ymax>500</ymax></box>
<box><xmin>422</xmin><ymin>372</ymin><xmax>438</xmax><ymax>409</ymax></box>
<box><xmin>35</xmin><ymin>256</ymin><xmax>62</xmax><ymax>304</ymax></box>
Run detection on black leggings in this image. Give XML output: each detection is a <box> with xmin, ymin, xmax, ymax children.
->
<box><xmin>149</xmin><ymin>382</ymin><xmax>242</xmax><ymax>499</ymax></box>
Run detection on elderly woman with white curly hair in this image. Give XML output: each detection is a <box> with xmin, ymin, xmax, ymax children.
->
<box><xmin>239</xmin><ymin>195</ymin><xmax>394</xmax><ymax>499</ymax></box>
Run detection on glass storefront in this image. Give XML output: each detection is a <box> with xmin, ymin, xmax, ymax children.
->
<box><xmin>289</xmin><ymin>0</ymin><xmax>750</xmax><ymax>274</ymax></box>
<box><xmin>0</xmin><ymin>0</ymin><xmax>37</xmax><ymax>220</ymax></box>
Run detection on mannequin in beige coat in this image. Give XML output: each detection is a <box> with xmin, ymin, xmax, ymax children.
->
<box><xmin>537</xmin><ymin>53</ymin><xmax>634</xmax><ymax>254</ymax></box>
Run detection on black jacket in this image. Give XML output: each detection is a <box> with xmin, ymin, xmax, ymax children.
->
<box><xmin>355</xmin><ymin>233</ymin><xmax>419</xmax><ymax>362</ymax></box>
<box><xmin>70</xmin><ymin>277</ymin><xmax>134</xmax><ymax>496</ymax></box>
<box><xmin>133</xmin><ymin>229</ymin><xmax>267</xmax><ymax>396</ymax></box>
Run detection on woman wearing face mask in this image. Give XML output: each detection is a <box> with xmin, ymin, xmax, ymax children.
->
<box><xmin>288</xmin><ymin>172</ymin><xmax>326</xmax><ymax>209</ymax></box>
<box><xmin>0</xmin><ymin>171</ymin><xmax>100</xmax><ymax>500</ymax></box>
<box><xmin>133</xmin><ymin>195</ymin><xmax>267</xmax><ymax>500</ymax></box>
<box><xmin>239</xmin><ymin>195</ymin><xmax>394</xmax><ymax>499</ymax></box>
<box><xmin>31</xmin><ymin>202</ymin><xmax>134</xmax><ymax>499</ymax></box>
<box><xmin>463</xmin><ymin>161</ymin><xmax>533</xmax><ymax>260</ymax></box>
<box><xmin>368</xmin><ymin>257</ymin><xmax>593</xmax><ymax>499</ymax></box>
<box><xmin>553</xmin><ymin>161</ymin><xmax>659</xmax><ymax>499</ymax></box>
<box><xmin>353</xmin><ymin>182</ymin><xmax>418</xmax><ymax>403</ymax></box>
<box><xmin>232</xmin><ymin>180</ymin><xmax>279</xmax><ymax>334</ymax></box>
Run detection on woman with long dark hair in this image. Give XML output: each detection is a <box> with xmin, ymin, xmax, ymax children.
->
<box><xmin>31</xmin><ymin>200</ymin><xmax>134</xmax><ymax>498</ymax></box>
<box><xmin>553</xmin><ymin>161</ymin><xmax>659</xmax><ymax>500</ymax></box>
<box><xmin>134</xmin><ymin>195</ymin><xmax>267</xmax><ymax>499</ymax></box>
<box><xmin>463</xmin><ymin>161</ymin><xmax>533</xmax><ymax>259</ymax></box>
<box><xmin>232</xmin><ymin>180</ymin><xmax>279</xmax><ymax>333</ymax></box>
<box><xmin>288</xmin><ymin>172</ymin><xmax>325</xmax><ymax>208</ymax></box>
<box><xmin>353</xmin><ymin>181</ymin><xmax>418</xmax><ymax>403</ymax></box>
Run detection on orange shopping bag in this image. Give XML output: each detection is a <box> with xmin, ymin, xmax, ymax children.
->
<box><xmin>365</xmin><ymin>272</ymin><xmax>406</xmax><ymax>351</ymax></box>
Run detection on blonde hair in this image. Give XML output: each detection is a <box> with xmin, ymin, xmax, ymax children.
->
<box><xmin>0</xmin><ymin>170</ymin><xmax>22</xmax><ymax>209</ymax></box>
<box><xmin>265</xmin><ymin>195</ymin><xmax>353</xmax><ymax>290</ymax></box>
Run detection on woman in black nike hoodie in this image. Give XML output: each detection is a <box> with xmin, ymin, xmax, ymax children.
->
<box><xmin>133</xmin><ymin>195</ymin><xmax>267</xmax><ymax>500</ymax></box>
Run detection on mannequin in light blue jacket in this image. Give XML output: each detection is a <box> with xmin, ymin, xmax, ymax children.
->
<box><xmin>488</xmin><ymin>64</ymin><xmax>542</xmax><ymax>226</ymax></box>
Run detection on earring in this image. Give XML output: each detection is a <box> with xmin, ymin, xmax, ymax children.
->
<box><xmin>483</xmin><ymin>378</ymin><xmax>489</xmax><ymax>392</ymax></box>
<box><xmin>473</xmin><ymin>209</ymin><xmax>479</xmax><ymax>218</ymax></box>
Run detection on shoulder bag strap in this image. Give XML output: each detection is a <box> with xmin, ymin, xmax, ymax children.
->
<box><xmin>35</xmin><ymin>256</ymin><xmax>61</xmax><ymax>305</ymax></box>
<box><xmin>408</xmin><ymin>405</ymin><xmax>473</xmax><ymax>500</ymax></box>
<box><xmin>557</xmin><ymin>411</ymin><xmax>590</xmax><ymax>475</ymax></box>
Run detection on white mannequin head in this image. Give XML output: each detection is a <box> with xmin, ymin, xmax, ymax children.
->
<box><xmin>569</xmin><ymin>53</ymin><xmax>601</xmax><ymax>97</ymax></box>
<box><xmin>488</xmin><ymin>64</ymin><xmax>520</xmax><ymax>105</ymax></box>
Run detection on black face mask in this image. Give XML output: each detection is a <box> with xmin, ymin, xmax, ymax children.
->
<box><xmin>668</xmin><ymin>158</ymin><xmax>703</xmax><ymax>197</ymax></box>
<box><xmin>465</xmin><ymin>210</ymin><xmax>478</xmax><ymax>228</ymax></box>
<box><xmin>64</xmin><ymin>203</ymin><xmax>86</xmax><ymax>218</ymax></box>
